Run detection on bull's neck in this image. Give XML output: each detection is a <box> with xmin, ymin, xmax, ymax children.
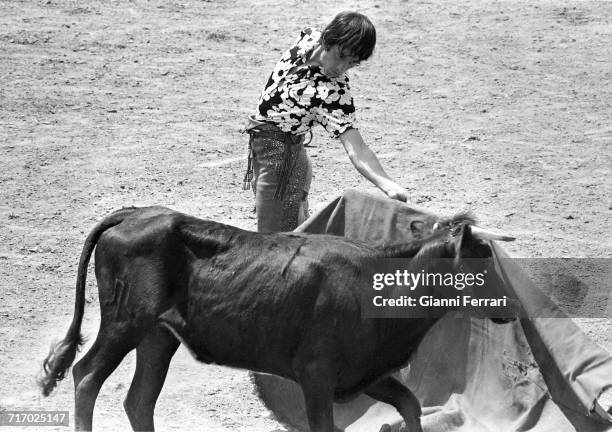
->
<box><xmin>373</xmin><ymin>317</ymin><xmax>440</xmax><ymax>373</ymax></box>
<box><xmin>379</xmin><ymin>241</ymin><xmax>427</xmax><ymax>259</ymax></box>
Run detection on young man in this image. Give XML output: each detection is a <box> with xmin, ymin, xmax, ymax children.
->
<box><xmin>244</xmin><ymin>11</ymin><xmax>410</xmax><ymax>232</ymax></box>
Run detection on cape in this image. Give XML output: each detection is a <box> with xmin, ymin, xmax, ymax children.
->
<box><xmin>252</xmin><ymin>189</ymin><xmax>612</xmax><ymax>432</ymax></box>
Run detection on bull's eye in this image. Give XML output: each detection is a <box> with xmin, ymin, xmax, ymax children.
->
<box><xmin>450</xmin><ymin>225</ymin><xmax>462</xmax><ymax>237</ymax></box>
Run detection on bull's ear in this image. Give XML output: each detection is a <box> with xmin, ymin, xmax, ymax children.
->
<box><xmin>454</xmin><ymin>224</ymin><xmax>490</xmax><ymax>263</ymax></box>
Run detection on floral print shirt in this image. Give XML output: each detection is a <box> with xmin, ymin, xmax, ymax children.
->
<box><xmin>256</xmin><ymin>28</ymin><xmax>356</xmax><ymax>138</ymax></box>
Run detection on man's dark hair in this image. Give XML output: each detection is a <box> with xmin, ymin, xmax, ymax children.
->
<box><xmin>321</xmin><ymin>11</ymin><xmax>376</xmax><ymax>61</ymax></box>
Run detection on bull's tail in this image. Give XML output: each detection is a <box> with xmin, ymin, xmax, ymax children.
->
<box><xmin>39</xmin><ymin>207</ymin><xmax>138</xmax><ymax>397</ymax></box>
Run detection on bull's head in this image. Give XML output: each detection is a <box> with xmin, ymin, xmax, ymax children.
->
<box><xmin>408</xmin><ymin>213</ymin><xmax>518</xmax><ymax>321</ymax></box>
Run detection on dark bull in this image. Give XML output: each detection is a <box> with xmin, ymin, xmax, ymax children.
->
<box><xmin>39</xmin><ymin>206</ymin><xmax>515</xmax><ymax>432</ymax></box>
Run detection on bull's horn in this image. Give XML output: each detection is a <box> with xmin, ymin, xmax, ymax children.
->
<box><xmin>471</xmin><ymin>225</ymin><xmax>516</xmax><ymax>242</ymax></box>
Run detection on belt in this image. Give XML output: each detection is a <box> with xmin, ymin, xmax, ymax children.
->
<box><xmin>242</xmin><ymin>117</ymin><xmax>307</xmax><ymax>200</ymax></box>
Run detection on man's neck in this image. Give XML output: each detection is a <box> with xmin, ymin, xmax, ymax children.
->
<box><xmin>306</xmin><ymin>44</ymin><xmax>324</xmax><ymax>66</ymax></box>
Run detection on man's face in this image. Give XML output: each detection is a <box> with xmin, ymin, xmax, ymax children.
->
<box><xmin>320</xmin><ymin>45</ymin><xmax>361</xmax><ymax>78</ymax></box>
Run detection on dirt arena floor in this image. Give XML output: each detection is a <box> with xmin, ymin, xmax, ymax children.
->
<box><xmin>1</xmin><ymin>0</ymin><xmax>610</xmax><ymax>430</ymax></box>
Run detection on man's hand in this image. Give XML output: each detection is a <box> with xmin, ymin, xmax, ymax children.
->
<box><xmin>385</xmin><ymin>184</ymin><xmax>410</xmax><ymax>202</ymax></box>
<box><xmin>339</xmin><ymin>129</ymin><xmax>411</xmax><ymax>203</ymax></box>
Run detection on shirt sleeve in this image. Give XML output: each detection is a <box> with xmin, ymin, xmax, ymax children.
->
<box><xmin>313</xmin><ymin>78</ymin><xmax>357</xmax><ymax>138</ymax></box>
<box><xmin>288</xmin><ymin>28</ymin><xmax>316</xmax><ymax>60</ymax></box>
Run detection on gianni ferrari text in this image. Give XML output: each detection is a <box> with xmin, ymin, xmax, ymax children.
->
<box><xmin>371</xmin><ymin>269</ymin><xmax>508</xmax><ymax>309</ymax></box>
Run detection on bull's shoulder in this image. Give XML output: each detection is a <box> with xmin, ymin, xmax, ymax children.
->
<box><xmin>290</xmin><ymin>233</ymin><xmax>379</xmax><ymax>260</ymax></box>
<box><xmin>267</xmin><ymin>235</ymin><xmax>378</xmax><ymax>288</ymax></box>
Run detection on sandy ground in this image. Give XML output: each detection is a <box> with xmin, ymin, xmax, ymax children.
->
<box><xmin>0</xmin><ymin>0</ymin><xmax>610</xmax><ymax>430</ymax></box>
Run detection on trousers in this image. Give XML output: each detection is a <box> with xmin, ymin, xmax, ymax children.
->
<box><xmin>244</xmin><ymin>121</ymin><xmax>312</xmax><ymax>233</ymax></box>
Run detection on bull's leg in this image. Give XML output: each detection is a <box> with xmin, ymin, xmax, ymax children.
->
<box><xmin>72</xmin><ymin>327</ymin><xmax>138</xmax><ymax>431</ymax></box>
<box><xmin>298</xmin><ymin>363</ymin><xmax>336</xmax><ymax>432</ymax></box>
<box><xmin>365</xmin><ymin>377</ymin><xmax>423</xmax><ymax>432</ymax></box>
<box><xmin>123</xmin><ymin>326</ymin><xmax>180</xmax><ymax>431</ymax></box>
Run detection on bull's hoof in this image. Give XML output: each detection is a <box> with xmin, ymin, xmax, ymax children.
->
<box><xmin>378</xmin><ymin>424</ymin><xmax>392</xmax><ymax>432</ymax></box>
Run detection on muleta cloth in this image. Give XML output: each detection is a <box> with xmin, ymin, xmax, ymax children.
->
<box><xmin>251</xmin><ymin>189</ymin><xmax>612</xmax><ymax>432</ymax></box>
